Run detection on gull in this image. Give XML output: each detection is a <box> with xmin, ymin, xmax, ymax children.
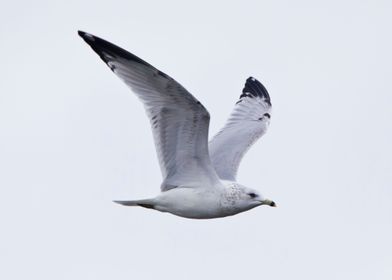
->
<box><xmin>79</xmin><ymin>31</ymin><xmax>276</xmax><ymax>219</ymax></box>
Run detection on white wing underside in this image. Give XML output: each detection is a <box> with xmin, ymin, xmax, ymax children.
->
<box><xmin>79</xmin><ymin>31</ymin><xmax>220</xmax><ymax>191</ymax></box>
<box><xmin>209</xmin><ymin>78</ymin><xmax>272</xmax><ymax>181</ymax></box>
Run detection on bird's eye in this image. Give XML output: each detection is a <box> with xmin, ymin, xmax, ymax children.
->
<box><xmin>248</xmin><ymin>193</ymin><xmax>257</xmax><ymax>198</ymax></box>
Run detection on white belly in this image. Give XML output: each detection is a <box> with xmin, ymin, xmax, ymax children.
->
<box><xmin>153</xmin><ymin>187</ymin><xmax>235</xmax><ymax>219</ymax></box>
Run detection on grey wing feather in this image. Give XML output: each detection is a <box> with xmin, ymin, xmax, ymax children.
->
<box><xmin>79</xmin><ymin>31</ymin><xmax>220</xmax><ymax>191</ymax></box>
<box><xmin>209</xmin><ymin>77</ymin><xmax>272</xmax><ymax>181</ymax></box>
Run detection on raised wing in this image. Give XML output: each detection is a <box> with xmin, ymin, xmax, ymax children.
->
<box><xmin>209</xmin><ymin>77</ymin><xmax>272</xmax><ymax>181</ymax></box>
<box><xmin>78</xmin><ymin>31</ymin><xmax>220</xmax><ymax>191</ymax></box>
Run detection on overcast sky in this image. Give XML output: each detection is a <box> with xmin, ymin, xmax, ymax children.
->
<box><xmin>1</xmin><ymin>0</ymin><xmax>391</xmax><ymax>279</ymax></box>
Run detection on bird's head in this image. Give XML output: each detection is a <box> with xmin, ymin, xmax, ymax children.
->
<box><xmin>235</xmin><ymin>185</ymin><xmax>276</xmax><ymax>210</ymax></box>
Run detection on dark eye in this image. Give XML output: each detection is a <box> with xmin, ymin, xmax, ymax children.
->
<box><xmin>248</xmin><ymin>193</ymin><xmax>257</xmax><ymax>198</ymax></box>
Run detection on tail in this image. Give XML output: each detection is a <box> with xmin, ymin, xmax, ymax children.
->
<box><xmin>113</xmin><ymin>199</ymin><xmax>155</xmax><ymax>209</ymax></box>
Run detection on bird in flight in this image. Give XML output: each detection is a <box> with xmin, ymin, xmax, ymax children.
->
<box><xmin>79</xmin><ymin>31</ymin><xmax>276</xmax><ymax>219</ymax></box>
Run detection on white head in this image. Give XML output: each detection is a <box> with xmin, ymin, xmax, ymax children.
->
<box><xmin>229</xmin><ymin>184</ymin><xmax>276</xmax><ymax>211</ymax></box>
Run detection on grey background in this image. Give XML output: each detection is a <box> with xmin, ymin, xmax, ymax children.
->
<box><xmin>1</xmin><ymin>0</ymin><xmax>391</xmax><ymax>279</ymax></box>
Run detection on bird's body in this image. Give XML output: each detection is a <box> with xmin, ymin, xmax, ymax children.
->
<box><xmin>124</xmin><ymin>181</ymin><xmax>269</xmax><ymax>219</ymax></box>
<box><xmin>151</xmin><ymin>184</ymin><xmax>226</xmax><ymax>219</ymax></box>
<box><xmin>79</xmin><ymin>31</ymin><xmax>276</xmax><ymax>219</ymax></box>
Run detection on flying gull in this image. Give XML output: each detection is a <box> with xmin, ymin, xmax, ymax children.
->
<box><xmin>78</xmin><ymin>31</ymin><xmax>276</xmax><ymax>219</ymax></box>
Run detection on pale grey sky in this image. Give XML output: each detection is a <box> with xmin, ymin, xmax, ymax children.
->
<box><xmin>1</xmin><ymin>0</ymin><xmax>391</xmax><ymax>279</ymax></box>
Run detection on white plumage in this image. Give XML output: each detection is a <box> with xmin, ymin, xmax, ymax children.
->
<box><xmin>79</xmin><ymin>31</ymin><xmax>275</xmax><ymax>219</ymax></box>
<box><xmin>209</xmin><ymin>77</ymin><xmax>272</xmax><ymax>181</ymax></box>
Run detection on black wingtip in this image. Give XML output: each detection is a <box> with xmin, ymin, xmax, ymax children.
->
<box><xmin>77</xmin><ymin>30</ymin><xmax>158</xmax><ymax>73</ymax></box>
<box><xmin>78</xmin><ymin>30</ymin><xmax>96</xmax><ymax>43</ymax></box>
<box><xmin>240</xmin><ymin>76</ymin><xmax>271</xmax><ymax>106</ymax></box>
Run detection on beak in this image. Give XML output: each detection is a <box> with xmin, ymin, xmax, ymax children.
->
<box><xmin>262</xmin><ymin>199</ymin><xmax>277</xmax><ymax>207</ymax></box>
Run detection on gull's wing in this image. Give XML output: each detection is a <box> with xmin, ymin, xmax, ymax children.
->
<box><xmin>78</xmin><ymin>31</ymin><xmax>220</xmax><ymax>191</ymax></box>
<box><xmin>209</xmin><ymin>77</ymin><xmax>272</xmax><ymax>181</ymax></box>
